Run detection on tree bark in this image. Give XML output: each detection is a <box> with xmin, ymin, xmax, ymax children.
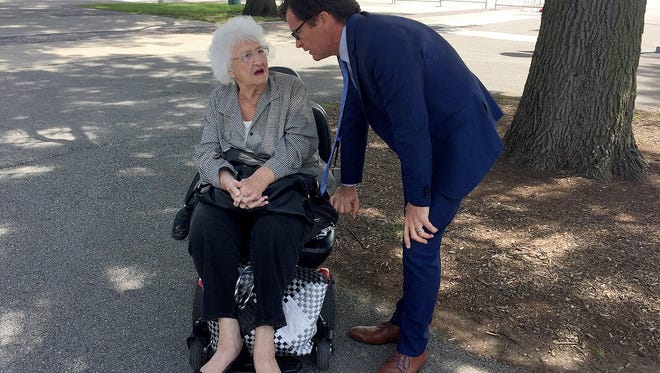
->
<box><xmin>502</xmin><ymin>0</ymin><xmax>648</xmax><ymax>181</ymax></box>
<box><xmin>242</xmin><ymin>0</ymin><xmax>278</xmax><ymax>17</ymax></box>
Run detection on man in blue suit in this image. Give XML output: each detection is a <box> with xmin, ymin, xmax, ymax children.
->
<box><xmin>280</xmin><ymin>1</ymin><xmax>503</xmax><ymax>371</ymax></box>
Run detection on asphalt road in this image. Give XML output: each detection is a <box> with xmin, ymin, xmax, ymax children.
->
<box><xmin>0</xmin><ymin>1</ymin><xmax>657</xmax><ymax>372</ymax></box>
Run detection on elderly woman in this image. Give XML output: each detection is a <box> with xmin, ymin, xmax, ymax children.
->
<box><xmin>188</xmin><ymin>16</ymin><xmax>332</xmax><ymax>373</ymax></box>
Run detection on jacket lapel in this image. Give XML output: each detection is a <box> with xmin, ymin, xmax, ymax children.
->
<box><xmin>253</xmin><ymin>76</ymin><xmax>279</xmax><ymax>123</ymax></box>
<box><xmin>346</xmin><ymin>13</ymin><xmax>366</xmax><ymax>107</ymax></box>
<box><xmin>216</xmin><ymin>84</ymin><xmax>246</xmax><ymax>142</ymax></box>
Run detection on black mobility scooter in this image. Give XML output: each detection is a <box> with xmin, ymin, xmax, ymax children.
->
<box><xmin>171</xmin><ymin>67</ymin><xmax>336</xmax><ymax>373</ymax></box>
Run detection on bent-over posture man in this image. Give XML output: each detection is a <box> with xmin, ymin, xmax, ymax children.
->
<box><xmin>280</xmin><ymin>1</ymin><xmax>504</xmax><ymax>372</ymax></box>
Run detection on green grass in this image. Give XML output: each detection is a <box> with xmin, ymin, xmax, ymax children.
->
<box><xmin>384</xmin><ymin>221</ymin><xmax>403</xmax><ymax>241</ymax></box>
<box><xmin>79</xmin><ymin>2</ymin><xmax>278</xmax><ymax>23</ymax></box>
<box><xmin>593</xmin><ymin>345</ymin><xmax>606</xmax><ymax>359</ymax></box>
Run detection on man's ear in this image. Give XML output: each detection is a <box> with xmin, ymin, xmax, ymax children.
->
<box><xmin>318</xmin><ymin>11</ymin><xmax>331</xmax><ymax>28</ymax></box>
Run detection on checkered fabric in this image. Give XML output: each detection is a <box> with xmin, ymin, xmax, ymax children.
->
<box><xmin>207</xmin><ymin>320</ymin><xmax>219</xmax><ymax>352</ymax></box>
<box><xmin>207</xmin><ymin>265</ymin><xmax>329</xmax><ymax>356</ymax></box>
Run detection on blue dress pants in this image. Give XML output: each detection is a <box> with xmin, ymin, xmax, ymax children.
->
<box><xmin>390</xmin><ymin>193</ymin><xmax>462</xmax><ymax>357</ymax></box>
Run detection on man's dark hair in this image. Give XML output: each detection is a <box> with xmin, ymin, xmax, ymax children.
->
<box><xmin>279</xmin><ymin>0</ymin><xmax>361</xmax><ymax>25</ymax></box>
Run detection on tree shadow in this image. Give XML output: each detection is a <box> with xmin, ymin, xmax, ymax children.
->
<box><xmin>0</xmin><ymin>53</ymin><xmax>215</xmax><ymax>372</ymax></box>
<box><xmin>500</xmin><ymin>50</ymin><xmax>534</xmax><ymax>58</ymax></box>
<box><xmin>323</xmin><ymin>102</ymin><xmax>660</xmax><ymax>372</ymax></box>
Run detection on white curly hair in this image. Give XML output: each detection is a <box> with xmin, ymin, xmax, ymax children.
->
<box><xmin>208</xmin><ymin>16</ymin><xmax>268</xmax><ymax>85</ymax></box>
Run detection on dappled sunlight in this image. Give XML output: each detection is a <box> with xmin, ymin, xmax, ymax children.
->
<box><xmin>81</xmin><ymin>126</ymin><xmax>100</xmax><ymax>144</ymax></box>
<box><xmin>64</xmin><ymin>357</ymin><xmax>89</xmax><ymax>373</ymax></box>
<box><xmin>116</xmin><ymin>167</ymin><xmax>156</xmax><ymax>177</ymax></box>
<box><xmin>503</xmin><ymin>183</ymin><xmax>564</xmax><ymax>199</ymax></box>
<box><xmin>1</xmin><ymin>130</ymin><xmax>62</xmax><ymax>149</ymax></box>
<box><xmin>0</xmin><ymin>224</ymin><xmax>10</xmax><ymax>238</ymax></box>
<box><xmin>159</xmin><ymin>207</ymin><xmax>180</xmax><ymax>216</ymax></box>
<box><xmin>14</xmin><ymin>79</ymin><xmax>52</xmax><ymax>87</ymax></box>
<box><xmin>496</xmin><ymin>177</ymin><xmax>603</xmax><ymax>203</ymax></box>
<box><xmin>147</xmin><ymin>123</ymin><xmax>201</xmax><ymax>131</ymax></box>
<box><xmin>0</xmin><ymin>24</ymin><xmax>23</xmax><ymax>30</ymax></box>
<box><xmin>0</xmin><ymin>310</ymin><xmax>25</xmax><ymax>346</ymax></box>
<box><xmin>427</xmin><ymin>163</ymin><xmax>657</xmax><ymax>371</ymax></box>
<box><xmin>454</xmin><ymin>365</ymin><xmax>515</xmax><ymax>373</ymax></box>
<box><xmin>105</xmin><ymin>265</ymin><xmax>152</xmax><ymax>293</ymax></box>
<box><xmin>132</xmin><ymin>152</ymin><xmax>155</xmax><ymax>159</ymax></box>
<box><xmin>36</xmin><ymin>127</ymin><xmax>76</xmax><ymax>141</ymax></box>
<box><xmin>173</xmin><ymin>102</ymin><xmax>206</xmax><ymax>109</ymax></box>
<box><xmin>526</xmin><ymin>232</ymin><xmax>579</xmax><ymax>256</ymax></box>
<box><xmin>72</xmin><ymin>99</ymin><xmax>145</xmax><ymax>107</ymax></box>
<box><xmin>150</xmin><ymin>67</ymin><xmax>206</xmax><ymax>79</ymax></box>
<box><xmin>611</xmin><ymin>211</ymin><xmax>638</xmax><ymax>223</ymax></box>
<box><xmin>65</xmin><ymin>87</ymin><xmax>103</xmax><ymax>95</ymax></box>
<box><xmin>0</xmin><ymin>165</ymin><xmax>55</xmax><ymax>179</ymax></box>
<box><xmin>312</xmin><ymin>78</ymin><xmax>658</xmax><ymax>371</ymax></box>
<box><xmin>367</xmin><ymin>141</ymin><xmax>389</xmax><ymax>150</ymax></box>
<box><xmin>170</xmin><ymin>112</ymin><xmax>194</xmax><ymax>118</ymax></box>
<box><xmin>579</xmin><ymin>274</ymin><xmax>659</xmax><ymax>307</ymax></box>
<box><xmin>106</xmin><ymin>100</ymin><xmax>142</xmax><ymax>106</ymax></box>
<box><xmin>0</xmin><ymin>225</ymin><xmax>10</xmax><ymax>255</ymax></box>
<box><xmin>107</xmin><ymin>62</ymin><xmax>150</xmax><ymax>71</ymax></box>
<box><xmin>360</xmin><ymin>207</ymin><xmax>387</xmax><ymax>219</ymax></box>
<box><xmin>582</xmin><ymin>203</ymin><xmax>649</xmax><ymax>226</ymax></box>
<box><xmin>16</xmin><ymin>34</ymin><xmax>212</xmax><ymax>68</ymax></box>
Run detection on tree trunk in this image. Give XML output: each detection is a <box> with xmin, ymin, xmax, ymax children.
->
<box><xmin>502</xmin><ymin>0</ymin><xmax>648</xmax><ymax>181</ymax></box>
<box><xmin>242</xmin><ymin>0</ymin><xmax>278</xmax><ymax>17</ymax></box>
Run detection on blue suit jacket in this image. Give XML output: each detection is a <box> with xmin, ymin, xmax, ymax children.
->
<box><xmin>340</xmin><ymin>12</ymin><xmax>504</xmax><ymax>205</ymax></box>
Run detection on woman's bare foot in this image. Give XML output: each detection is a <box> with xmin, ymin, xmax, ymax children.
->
<box><xmin>201</xmin><ymin>318</ymin><xmax>243</xmax><ymax>373</ymax></box>
<box><xmin>253</xmin><ymin>326</ymin><xmax>281</xmax><ymax>373</ymax></box>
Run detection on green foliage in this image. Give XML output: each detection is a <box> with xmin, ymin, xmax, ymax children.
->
<box><xmin>79</xmin><ymin>2</ymin><xmax>277</xmax><ymax>23</ymax></box>
<box><xmin>384</xmin><ymin>221</ymin><xmax>403</xmax><ymax>241</ymax></box>
<box><xmin>593</xmin><ymin>345</ymin><xmax>605</xmax><ymax>359</ymax></box>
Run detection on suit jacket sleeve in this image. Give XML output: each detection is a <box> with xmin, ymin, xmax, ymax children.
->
<box><xmin>338</xmin><ymin>81</ymin><xmax>369</xmax><ymax>186</ymax></box>
<box><xmin>363</xmin><ymin>31</ymin><xmax>433</xmax><ymax>206</ymax></box>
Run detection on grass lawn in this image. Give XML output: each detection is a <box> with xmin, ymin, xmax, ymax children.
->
<box><xmin>79</xmin><ymin>2</ymin><xmax>279</xmax><ymax>23</ymax></box>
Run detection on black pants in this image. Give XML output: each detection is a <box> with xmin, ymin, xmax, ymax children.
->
<box><xmin>188</xmin><ymin>202</ymin><xmax>309</xmax><ymax>329</ymax></box>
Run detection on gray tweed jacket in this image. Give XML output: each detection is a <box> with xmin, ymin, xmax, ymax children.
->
<box><xmin>194</xmin><ymin>72</ymin><xmax>332</xmax><ymax>191</ymax></box>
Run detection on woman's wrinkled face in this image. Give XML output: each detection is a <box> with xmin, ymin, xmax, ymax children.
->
<box><xmin>229</xmin><ymin>40</ymin><xmax>269</xmax><ymax>88</ymax></box>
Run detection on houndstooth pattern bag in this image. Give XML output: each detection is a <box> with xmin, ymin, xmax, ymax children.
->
<box><xmin>208</xmin><ymin>265</ymin><xmax>329</xmax><ymax>356</ymax></box>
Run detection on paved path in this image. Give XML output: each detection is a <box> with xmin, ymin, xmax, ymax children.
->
<box><xmin>1</xmin><ymin>0</ymin><xmax>657</xmax><ymax>108</ymax></box>
<box><xmin>0</xmin><ymin>1</ymin><xmax>657</xmax><ymax>373</ymax></box>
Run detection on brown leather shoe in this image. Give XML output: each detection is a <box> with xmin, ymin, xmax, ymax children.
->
<box><xmin>348</xmin><ymin>321</ymin><xmax>400</xmax><ymax>345</ymax></box>
<box><xmin>377</xmin><ymin>350</ymin><xmax>427</xmax><ymax>373</ymax></box>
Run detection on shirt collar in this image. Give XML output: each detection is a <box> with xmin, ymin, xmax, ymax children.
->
<box><xmin>339</xmin><ymin>25</ymin><xmax>349</xmax><ymax>64</ymax></box>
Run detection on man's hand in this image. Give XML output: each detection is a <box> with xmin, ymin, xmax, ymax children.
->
<box><xmin>330</xmin><ymin>185</ymin><xmax>360</xmax><ymax>219</ymax></box>
<box><xmin>403</xmin><ymin>203</ymin><xmax>438</xmax><ymax>249</ymax></box>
